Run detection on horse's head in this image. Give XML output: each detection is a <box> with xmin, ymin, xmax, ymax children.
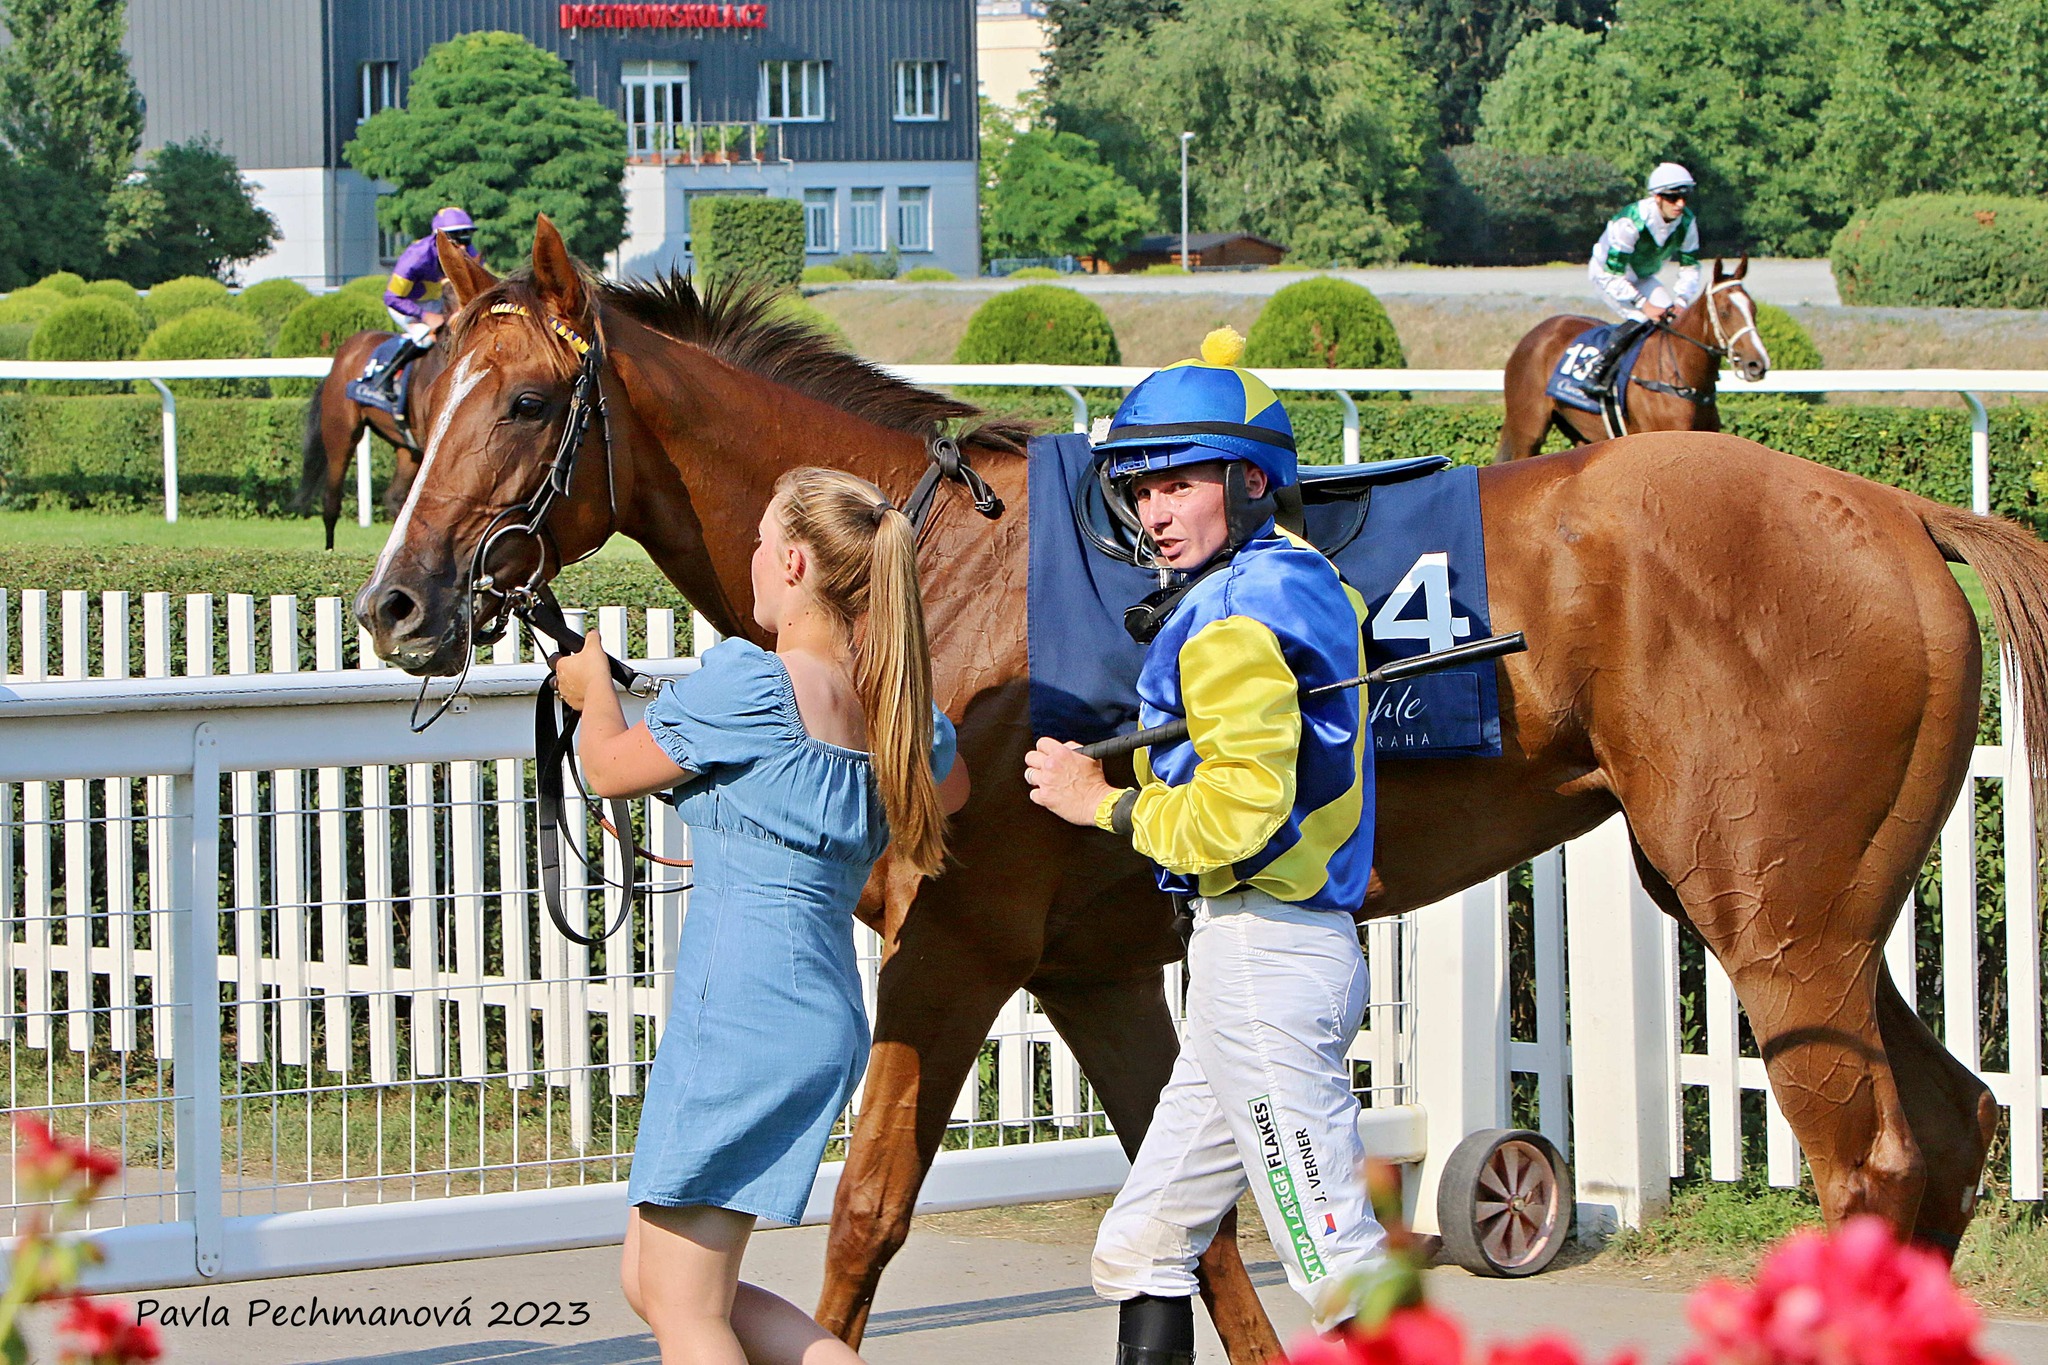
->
<box><xmin>355</xmin><ymin>216</ymin><xmax>620</xmax><ymax>675</ymax></box>
<box><xmin>1706</xmin><ymin>256</ymin><xmax>1770</xmax><ymax>383</ymax></box>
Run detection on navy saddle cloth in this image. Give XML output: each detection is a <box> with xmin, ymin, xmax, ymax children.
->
<box><xmin>343</xmin><ymin>334</ymin><xmax>413</xmax><ymax>417</ymax></box>
<box><xmin>1545</xmin><ymin>322</ymin><xmax>1646</xmax><ymax>413</ymax></box>
<box><xmin>1026</xmin><ymin>433</ymin><xmax>1501</xmax><ymax>759</ymax></box>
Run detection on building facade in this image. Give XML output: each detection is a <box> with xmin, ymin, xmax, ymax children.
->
<box><xmin>974</xmin><ymin>0</ymin><xmax>1048</xmax><ymax>119</ymax></box>
<box><xmin>119</xmin><ymin>0</ymin><xmax>981</xmax><ymax>285</ymax></box>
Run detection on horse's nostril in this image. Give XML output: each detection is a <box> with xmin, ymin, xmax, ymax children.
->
<box><xmin>376</xmin><ymin>588</ymin><xmax>419</xmax><ymax>634</ymax></box>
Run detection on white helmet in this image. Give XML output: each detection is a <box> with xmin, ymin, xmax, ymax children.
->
<box><xmin>1647</xmin><ymin>162</ymin><xmax>1696</xmax><ymax>195</ymax></box>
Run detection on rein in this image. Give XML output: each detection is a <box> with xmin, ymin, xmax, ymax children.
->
<box><xmin>1605</xmin><ymin>281</ymin><xmax>1754</xmax><ymax>432</ymax></box>
<box><xmin>406</xmin><ymin>301</ymin><xmax>1005</xmax><ymax>946</ymax></box>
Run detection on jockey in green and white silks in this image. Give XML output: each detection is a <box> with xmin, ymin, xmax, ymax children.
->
<box><xmin>1580</xmin><ymin>162</ymin><xmax>1703</xmax><ymax>395</ymax></box>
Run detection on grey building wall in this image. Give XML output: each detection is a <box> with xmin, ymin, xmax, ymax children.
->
<box><xmin>127</xmin><ymin>0</ymin><xmax>330</xmax><ymax>168</ymax></box>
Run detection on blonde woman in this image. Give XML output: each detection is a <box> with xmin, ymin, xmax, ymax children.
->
<box><xmin>554</xmin><ymin>467</ymin><xmax>969</xmax><ymax>1364</ymax></box>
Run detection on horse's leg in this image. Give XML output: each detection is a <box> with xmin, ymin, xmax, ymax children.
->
<box><xmin>1035</xmin><ymin>971</ymin><xmax>1283</xmax><ymax>1365</ymax></box>
<box><xmin>384</xmin><ymin>438</ymin><xmax>421</xmax><ymax>522</ymax></box>
<box><xmin>816</xmin><ymin>914</ymin><xmax>1041</xmax><ymax>1346</ymax></box>
<box><xmin>1876</xmin><ymin>967</ymin><xmax>1997</xmax><ymax>1255</ymax></box>
<box><xmin>319</xmin><ymin>401</ymin><xmax>361</xmax><ymax>551</ymax></box>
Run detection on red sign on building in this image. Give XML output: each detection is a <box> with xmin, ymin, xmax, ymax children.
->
<box><xmin>559</xmin><ymin>3</ymin><xmax>769</xmax><ymax>28</ymax></box>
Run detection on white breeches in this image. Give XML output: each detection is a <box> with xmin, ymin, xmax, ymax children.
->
<box><xmin>1090</xmin><ymin>889</ymin><xmax>1386</xmax><ymax>1330</ymax></box>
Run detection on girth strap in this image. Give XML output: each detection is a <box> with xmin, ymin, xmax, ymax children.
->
<box><xmin>904</xmin><ymin>434</ymin><xmax>1004</xmax><ymax>532</ymax></box>
<box><xmin>1632</xmin><ymin>376</ymin><xmax>1716</xmax><ymax>405</ymax></box>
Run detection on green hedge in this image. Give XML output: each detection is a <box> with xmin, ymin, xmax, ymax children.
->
<box><xmin>32</xmin><ymin>272</ymin><xmax>85</xmax><ymax>297</ymax></box>
<box><xmin>82</xmin><ymin>280</ymin><xmax>148</xmax><ymax>324</ymax></box>
<box><xmin>273</xmin><ymin>291</ymin><xmax>391</xmax><ymax>398</ymax></box>
<box><xmin>0</xmin><ymin>289</ymin><xmax>68</xmax><ymax>328</ymax></box>
<box><xmin>956</xmin><ymin>285</ymin><xmax>1121</xmax><ymax>364</ymax></box>
<box><xmin>1753</xmin><ymin>302</ymin><xmax>1821</xmax><ymax>370</ymax></box>
<box><xmin>234</xmin><ymin>278</ymin><xmax>313</xmax><ymax>343</ymax></box>
<box><xmin>5</xmin><ymin>393</ymin><xmax>2041</xmax><ymax>526</ymax></box>
<box><xmin>144</xmin><ymin>275</ymin><xmax>232</xmax><ymax>327</ymax></box>
<box><xmin>1245</xmin><ymin>277</ymin><xmax>1406</xmax><ymax>369</ymax></box>
<box><xmin>27</xmin><ymin>297</ymin><xmax>145</xmax><ymax>394</ymax></box>
<box><xmin>139</xmin><ymin>307</ymin><xmax>270</xmax><ymax>397</ymax></box>
<box><xmin>692</xmin><ymin>196</ymin><xmax>806</xmax><ymax>292</ymax></box>
<box><xmin>1831</xmin><ymin>195</ymin><xmax>2048</xmax><ymax>308</ymax></box>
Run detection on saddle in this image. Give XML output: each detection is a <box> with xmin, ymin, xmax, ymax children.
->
<box><xmin>1073</xmin><ymin>453</ymin><xmax>1451</xmax><ymax>565</ymax></box>
<box><xmin>343</xmin><ymin>335</ymin><xmax>422</xmax><ymax>448</ymax></box>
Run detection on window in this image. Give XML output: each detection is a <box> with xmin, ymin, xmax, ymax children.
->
<box><xmin>895</xmin><ymin>188</ymin><xmax>931</xmax><ymax>251</ymax></box>
<box><xmin>803</xmin><ymin>189</ymin><xmax>836</xmax><ymax>253</ymax></box>
<box><xmin>358</xmin><ymin>62</ymin><xmax>398</xmax><ymax>124</ymax></box>
<box><xmin>760</xmin><ymin>60</ymin><xmax>827</xmax><ymax>122</ymax></box>
<box><xmin>849</xmin><ymin>188</ymin><xmax>883</xmax><ymax>252</ymax></box>
<box><xmin>895</xmin><ymin>61</ymin><xmax>945</xmax><ymax>121</ymax></box>
<box><xmin>623</xmin><ymin>61</ymin><xmax>692</xmax><ymax>159</ymax></box>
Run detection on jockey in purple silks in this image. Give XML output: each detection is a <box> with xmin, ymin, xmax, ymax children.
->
<box><xmin>372</xmin><ymin>206</ymin><xmax>480</xmax><ymax>400</ymax></box>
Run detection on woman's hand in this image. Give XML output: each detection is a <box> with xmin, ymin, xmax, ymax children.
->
<box><xmin>550</xmin><ymin>630</ymin><xmax>613</xmax><ymax>712</ymax></box>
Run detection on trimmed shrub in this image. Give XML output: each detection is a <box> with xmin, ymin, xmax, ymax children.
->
<box><xmin>1139</xmin><ymin>263</ymin><xmax>1190</xmax><ymax>275</ymax></box>
<box><xmin>692</xmin><ymin>196</ymin><xmax>805</xmax><ymax>292</ymax></box>
<box><xmin>32</xmin><ymin>271</ymin><xmax>85</xmax><ymax>297</ymax></box>
<box><xmin>0</xmin><ymin>322</ymin><xmax>32</xmax><ymax>392</ymax></box>
<box><xmin>0</xmin><ymin>289</ymin><xmax>68</xmax><ymax>328</ymax></box>
<box><xmin>801</xmin><ymin>264</ymin><xmax>854</xmax><ymax>285</ymax></box>
<box><xmin>831</xmin><ymin>250</ymin><xmax>899</xmax><ymax>281</ymax></box>
<box><xmin>144</xmin><ymin>275</ymin><xmax>232</xmax><ymax>327</ymax></box>
<box><xmin>902</xmin><ymin>266</ymin><xmax>957</xmax><ymax>282</ymax></box>
<box><xmin>1006</xmin><ymin>266</ymin><xmax>1063</xmax><ymax>280</ymax></box>
<box><xmin>341</xmin><ymin>274</ymin><xmax>391</xmax><ymax>298</ymax></box>
<box><xmin>234</xmin><ymin>278</ymin><xmax>313</xmax><ymax>342</ymax></box>
<box><xmin>26</xmin><ymin>296</ymin><xmax>146</xmax><ymax>394</ymax></box>
<box><xmin>955</xmin><ymin>285</ymin><xmax>1121</xmax><ymax>365</ymax></box>
<box><xmin>273</xmin><ymin>291</ymin><xmax>391</xmax><ymax>397</ymax></box>
<box><xmin>83</xmin><ymin>279</ymin><xmax>149</xmax><ymax>324</ymax></box>
<box><xmin>1244</xmin><ymin>278</ymin><xmax>1406</xmax><ymax>369</ymax></box>
<box><xmin>1751</xmin><ymin>303</ymin><xmax>1821</xmax><ymax>371</ymax></box>
<box><xmin>1831</xmin><ymin>196</ymin><xmax>2048</xmax><ymax>308</ymax></box>
<box><xmin>139</xmin><ymin>307</ymin><xmax>270</xmax><ymax>397</ymax></box>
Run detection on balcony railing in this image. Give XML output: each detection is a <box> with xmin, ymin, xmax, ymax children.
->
<box><xmin>626</xmin><ymin>121</ymin><xmax>790</xmax><ymax>167</ymax></box>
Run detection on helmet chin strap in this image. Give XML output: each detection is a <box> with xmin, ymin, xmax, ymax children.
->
<box><xmin>1120</xmin><ymin>460</ymin><xmax>1276</xmax><ymax>644</ymax></box>
<box><xmin>1222</xmin><ymin>459</ymin><xmax>1277</xmax><ymax>551</ymax></box>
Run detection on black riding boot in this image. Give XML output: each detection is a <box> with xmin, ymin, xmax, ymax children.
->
<box><xmin>377</xmin><ymin>336</ymin><xmax>426</xmax><ymax>401</ymax></box>
<box><xmin>1582</xmin><ymin>317</ymin><xmax>1651</xmax><ymax>397</ymax></box>
<box><xmin>1117</xmin><ymin>1293</ymin><xmax>1195</xmax><ymax>1365</ymax></box>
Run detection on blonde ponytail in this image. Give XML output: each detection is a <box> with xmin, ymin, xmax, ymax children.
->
<box><xmin>772</xmin><ymin>467</ymin><xmax>948</xmax><ymax>878</ymax></box>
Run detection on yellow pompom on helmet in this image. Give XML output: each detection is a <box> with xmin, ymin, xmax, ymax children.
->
<box><xmin>1093</xmin><ymin>326</ymin><xmax>1298</xmax><ymax>493</ymax></box>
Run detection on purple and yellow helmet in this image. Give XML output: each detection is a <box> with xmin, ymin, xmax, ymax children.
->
<box><xmin>430</xmin><ymin>206</ymin><xmax>475</xmax><ymax>235</ymax></box>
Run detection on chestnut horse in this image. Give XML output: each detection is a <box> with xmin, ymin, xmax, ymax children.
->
<box><xmin>357</xmin><ymin>221</ymin><xmax>2043</xmax><ymax>1363</ymax></box>
<box><xmin>297</xmin><ymin>329</ymin><xmax>443</xmax><ymax>548</ymax></box>
<box><xmin>1497</xmin><ymin>257</ymin><xmax>1771</xmax><ymax>459</ymax></box>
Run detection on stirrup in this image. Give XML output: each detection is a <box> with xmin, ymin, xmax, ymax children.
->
<box><xmin>1117</xmin><ymin>1348</ymin><xmax>1193</xmax><ymax>1365</ymax></box>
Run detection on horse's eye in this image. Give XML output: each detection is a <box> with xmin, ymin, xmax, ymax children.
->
<box><xmin>510</xmin><ymin>392</ymin><xmax>548</xmax><ymax>421</ymax></box>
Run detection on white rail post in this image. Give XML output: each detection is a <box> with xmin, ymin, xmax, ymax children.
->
<box><xmin>148</xmin><ymin>378</ymin><xmax>178</xmax><ymax>524</ymax></box>
<box><xmin>1564</xmin><ymin>814</ymin><xmax>1673</xmax><ymax>1236</ymax></box>
<box><xmin>1331</xmin><ymin>389</ymin><xmax>1360</xmax><ymax>465</ymax></box>
<box><xmin>356</xmin><ymin>430</ymin><xmax>374</xmax><ymax>529</ymax></box>
<box><xmin>1409</xmin><ymin>874</ymin><xmax>1508</xmax><ymax>1235</ymax></box>
<box><xmin>2001</xmin><ymin>662</ymin><xmax>2042</xmax><ymax>1198</ymax></box>
<box><xmin>173</xmin><ymin>724</ymin><xmax>224</xmax><ymax>1277</ymax></box>
<box><xmin>1963</xmin><ymin>392</ymin><xmax>1989</xmax><ymax>516</ymax></box>
<box><xmin>1058</xmin><ymin>384</ymin><xmax>1088</xmax><ymax>434</ymax></box>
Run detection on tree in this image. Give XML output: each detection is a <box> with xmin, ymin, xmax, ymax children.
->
<box><xmin>1477</xmin><ymin>0</ymin><xmax>1841</xmax><ymax>255</ymax></box>
<box><xmin>982</xmin><ymin>127</ymin><xmax>1153</xmax><ymax>260</ymax></box>
<box><xmin>1042</xmin><ymin>0</ymin><xmax>1181</xmax><ymax>94</ymax></box>
<box><xmin>1818</xmin><ymin>0</ymin><xmax>2048</xmax><ymax>206</ymax></box>
<box><xmin>0</xmin><ymin>0</ymin><xmax>142</xmax><ymax>192</ymax></box>
<box><xmin>345</xmin><ymin>31</ymin><xmax>627</xmax><ymax>266</ymax></box>
<box><xmin>1053</xmin><ymin>0</ymin><xmax>1435</xmax><ymax>265</ymax></box>
<box><xmin>1385</xmin><ymin>0</ymin><xmax>1616</xmax><ymax>144</ymax></box>
<box><xmin>103</xmin><ymin>138</ymin><xmax>277</xmax><ymax>284</ymax></box>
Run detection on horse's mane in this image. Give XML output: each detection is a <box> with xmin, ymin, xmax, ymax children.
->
<box><xmin>599</xmin><ymin>272</ymin><xmax>1034</xmax><ymax>454</ymax></box>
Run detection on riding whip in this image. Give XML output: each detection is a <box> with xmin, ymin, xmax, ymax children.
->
<box><xmin>1075</xmin><ymin>631</ymin><xmax>1527</xmax><ymax>762</ymax></box>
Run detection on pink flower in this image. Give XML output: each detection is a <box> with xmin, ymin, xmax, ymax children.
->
<box><xmin>1279</xmin><ymin>1305</ymin><xmax>1468</xmax><ymax>1365</ymax></box>
<box><xmin>13</xmin><ymin>1115</ymin><xmax>120</xmax><ymax>1200</ymax></box>
<box><xmin>1676</xmin><ymin>1216</ymin><xmax>2003</xmax><ymax>1365</ymax></box>
<box><xmin>57</xmin><ymin>1295</ymin><xmax>162</xmax><ymax>1364</ymax></box>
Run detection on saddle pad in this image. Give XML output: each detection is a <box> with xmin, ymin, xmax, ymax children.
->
<box><xmin>343</xmin><ymin>334</ymin><xmax>411</xmax><ymax>417</ymax></box>
<box><xmin>1026</xmin><ymin>433</ymin><xmax>1502</xmax><ymax>757</ymax></box>
<box><xmin>1545</xmin><ymin>323</ymin><xmax>1647</xmax><ymax>414</ymax></box>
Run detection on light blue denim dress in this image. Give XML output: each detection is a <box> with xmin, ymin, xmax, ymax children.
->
<box><xmin>625</xmin><ymin>638</ymin><xmax>957</xmax><ymax>1224</ymax></box>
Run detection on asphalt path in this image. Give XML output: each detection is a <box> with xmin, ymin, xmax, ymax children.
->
<box><xmin>85</xmin><ymin>1210</ymin><xmax>2048</xmax><ymax>1365</ymax></box>
<box><xmin>824</xmin><ymin>259</ymin><xmax>1843</xmax><ymax>306</ymax></box>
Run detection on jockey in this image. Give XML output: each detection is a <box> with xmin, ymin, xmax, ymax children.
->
<box><xmin>1023</xmin><ymin>328</ymin><xmax>1385</xmax><ymax>1363</ymax></box>
<box><xmin>373</xmin><ymin>206</ymin><xmax>480</xmax><ymax>400</ymax></box>
<box><xmin>1581</xmin><ymin>162</ymin><xmax>1703</xmax><ymax>396</ymax></box>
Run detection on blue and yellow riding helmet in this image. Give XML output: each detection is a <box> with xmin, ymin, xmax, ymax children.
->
<box><xmin>1092</xmin><ymin>327</ymin><xmax>1297</xmax><ymax>554</ymax></box>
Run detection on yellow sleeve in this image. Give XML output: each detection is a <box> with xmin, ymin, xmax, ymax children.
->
<box><xmin>386</xmin><ymin>273</ymin><xmax>414</xmax><ymax>297</ymax></box>
<box><xmin>1128</xmin><ymin>615</ymin><xmax>1300</xmax><ymax>876</ymax></box>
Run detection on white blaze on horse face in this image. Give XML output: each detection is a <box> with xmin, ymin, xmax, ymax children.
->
<box><xmin>373</xmin><ymin>351</ymin><xmax>488</xmax><ymax>581</ymax></box>
<box><xmin>1732</xmin><ymin>290</ymin><xmax>1770</xmax><ymax>369</ymax></box>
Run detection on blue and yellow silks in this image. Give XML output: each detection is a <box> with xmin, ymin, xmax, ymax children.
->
<box><xmin>1096</xmin><ymin>527</ymin><xmax>1375</xmax><ymax>913</ymax></box>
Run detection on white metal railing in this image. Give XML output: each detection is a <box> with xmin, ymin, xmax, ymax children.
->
<box><xmin>2</xmin><ymin>360</ymin><xmax>2044</xmax><ymax>526</ymax></box>
<box><xmin>0</xmin><ymin>588</ymin><xmax>1416</xmax><ymax>1288</ymax></box>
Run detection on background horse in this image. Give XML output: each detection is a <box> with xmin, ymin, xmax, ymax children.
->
<box><xmin>297</xmin><ymin>329</ymin><xmax>445</xmax><ymax>548</ymax></box>
<box><xmin>1497</xmin><ymin>257</ymin><xmax>1771</xmax><ymax>459</ymax></box>
<box><xmin>356</xmin><ymin>220</ymin><xmax>2045</xmax><ymax>1364</ymax></box>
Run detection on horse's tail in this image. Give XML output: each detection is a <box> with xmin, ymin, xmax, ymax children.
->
<box><xmin>1920</xmin><ymin>501</ymin><xmax>2048</xmax><ymax>803</ymax></box>
<box><xmin>296</xmin><ymin>369</ymin><xmax>329</xmax><ymax>516</ymax></box>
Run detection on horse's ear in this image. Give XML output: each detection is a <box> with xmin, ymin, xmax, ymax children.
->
<box><xmin>531</xmin><ymin>214</ymin><xmax>587</xmax><ymax>318</ymax></box>
<box><xmin>1734</xmin><ymin>252</ymin><xmax>1749</xmax><ymax>278</ymax></box>
<box><xmin>437</xmin><ymin>232</ymin><xmax>496</xmax><ymax>309</ymax></box>
<box><xmin>1712</xmin><ymin>258</ymin><xmax>1726</xmax><ymax>282</ymax></box>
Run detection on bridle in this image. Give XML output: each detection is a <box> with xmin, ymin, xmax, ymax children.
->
<box><xmin>403</xmin><ymin>298</ymin><xmax>1005</xmax><ymax>946</ymax></box>
<box><xmin>1619</xmin><ymin>277</ymin><xmax>1762</xmax><ymax>422</ymax></box>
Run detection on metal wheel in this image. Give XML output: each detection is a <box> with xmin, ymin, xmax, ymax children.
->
<box><xmin>1435</xmin><ymin>1127</ymin><xmax>1572</xmax><ymax>1277</ymax></box>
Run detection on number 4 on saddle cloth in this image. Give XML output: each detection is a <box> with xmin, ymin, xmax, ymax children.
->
<box><xmin>343</xmin><ymin>335</ymin><xmax>420</xmax><ymax>423</ymax></box>
<box><xmin>1027</xmin><ymin>432</ymin><xmax>1502</xmax><ymax>758</ymax></box>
